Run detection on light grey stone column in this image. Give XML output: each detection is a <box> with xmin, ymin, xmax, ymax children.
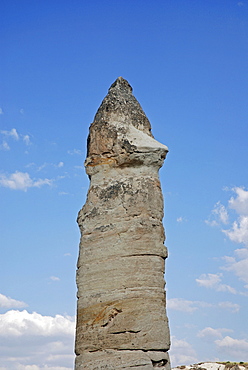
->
<box><xmin>75</xmin><ymin>77</ymin><xmax>171</xmax><ymax>369</ymax></box>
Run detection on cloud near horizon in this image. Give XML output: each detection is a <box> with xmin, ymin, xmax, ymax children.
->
<box><xmin>0</xmin><ymin>310</ymin><xmax>75</xmax><ymax>369</ymax></box>
<box><xmin>197</xmin><ymin>327</ymin><xmax>248</xmax><ymax>361</ymax></box>
<box><xmin>195</xmin><ymin>327</ymin><xmax>248</xmax><ymax>360</ymax></box>
<box><xmin>215</xmin><ymin>335</ymin><xmax>248</xmax><ymax>358</ymax></box>
<box><xmin>197</xmin><ymin>327</ymin><xmax>233</xmax><ymax>340</ymax></box>
<box><xmin>169</xmin><ymin>336</ymin><xmax>198</xmax><ymax>367</ymax></box>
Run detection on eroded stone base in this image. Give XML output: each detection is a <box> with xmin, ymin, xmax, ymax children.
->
<box><xmin>75</xmin><ymin>350</ymin><xmax>170</xmax><ymax>369</ymax></box>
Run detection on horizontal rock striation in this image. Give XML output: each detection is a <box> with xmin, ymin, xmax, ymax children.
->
<box><xmin>75</xmin><ymin>77</ymin><xmax>170</xmax><ymax>369</ymax></box>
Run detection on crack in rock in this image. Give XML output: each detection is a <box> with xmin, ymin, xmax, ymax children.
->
<box><xmin>110</xmin><ymin>330</ymin><xmax>141</xmax><ymax>335</ymax></box>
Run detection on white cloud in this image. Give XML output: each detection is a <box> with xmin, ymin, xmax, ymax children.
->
<box><xmin>74</xmin><ymin>165</ymin><xmax>84</xmax><ymax>170</ymax></box>
<box><xmin>25</xmin><ymin>163</ymin><xmax>35</xmax><ymax>168</ymax></box>
<box><xmin>215</xmin><ymin>335</ymin><xmax>248</xmax><ymax>358</ymax></box>
<box><xmin>196</xmin><ymin>273</ymin><xmax>222</xmax><ymax>288</ymax></box>
<box><xmin>197</xmin><ymin>329</ymin><xmax>248</xmax><ymax>361</ymax></box>
<box><xmin>205</xmin><ymin>201</ymin><xmax>229</xmax><ymax>226</ymax></box>
<box><xmin>0</xmin><ymin>171</ymin><xmax>53</xmax><ymax>191</ymax></box>
<box><xmin>228</xmin><ymin>187</ymin><xmax>248</xmax><ymax>215</ymax></box>
<box><xmin>206</xmin><ymin>187</ymin><xmax>248</xmax><ymax>291</ymax></box>
<box><xmin>168</xmin><ymin>298</ymin><xmax>239</xmax><ymax>313</ymax></box>
<box><xmin>0</xmin><ymin>294</ymin><xmax>27</xmax><ymax>309</ymax></box>
<box><xmin>0</xmin><ymin>310</ymin><xmax>74</xmax><ymax>337</ymax></box>
<box><xmin>218</xmin><ymin>301</ymin><xmax>240</xmax><ymax>313</ymax></box>
<box><xmin>1</xmin><ymin>128</ymin><xmax>19</xmax><ymax>140</ymax></box>
<box><xmin>223</xmin><ymin>216</ymin><xmax>248</xmax><ymax>245</ymax></box>
<box><xmin>167</xmin><ymin>298</ymin><xmax>199</xmax><ymax>313</ymax></box>
<box><xmin>235</xmin><ymin>247</ymin><xmax>248</xmax><ymax>258</ymax></box>
<box><xmin>0</xmin><ymin>310</ymin><xmax>75</xmax><ymax>369</ymax></box>
<box><xmin>0</xmin><ymin>108</ymin><xmax>3</xmax><ymax>114</ymax></box>
<box><xmin>196</xmin><ymin>273</ymin><xmax>237</xmax><ymax>294</ymax></box>
<box><xmin>22</xmin><ymin>135</ymin><xmax>31</xmax><ymax>146</ymax></box>
<box><xmin>215</xmin><ymin>202</ymin><xmax>229</xmax><ymax>224</ymax></box>
<box><xmin>0</xmin><ymin>141</ymin><xmax>10</xmax><ymax>151</ymax></box>
<box><xmin>0</xmin><ymin>128</ymin><xmax>32</xmax><ymax>149</ymax></box>
<box><xmin>169</xmin><ymin>336</ymin><xmax>198</xmax><ymax>367</ymax></box>
<box><xmin>166</xmin><ymin>298</ymin><xmax>212</xmax><ymax>313</ymax></box>
<box><xmin>222</xmin><ymin>249</ymin><xmax>248</xmax><ymax>286</ymax></box>
<box><xmin>221</xmin><ymin>187</ymin><xmax>248</xmax><ymax>245</ymax></box>
<box><xmin>176</xmin><ymin>216</ymin><xmax>187</xmax><ymax>223</ymax></box>
<box><xmin>50</xmin><ymin>276</ymin><xmax>60</xmax><ymax>282</ymax></box>
<box><xmin>37</xmin><ymin>162</ymin><xmax>64</xmax><ymax>171</ymax></box>
<box><xmin>197</xmin><ymin>327</ymin><xmax>232</xmax><ymax>341</ymax></box>
<box><xmin>37</xmin><ymin>163</ymin><xmax>48</xmax><ymax>171</ymax></box>
<box><xmin>205</xmin><ymin>219</ymin><xmax>218</xmax><ymax>227</ymax></box>
<box><xmin>57</xmin><ymin>161</ymin><xmax>64</xmax><ymax>168</ymax></box>
<box><xmin>67</xmin><ymin>149</ymin><xmax>83</xmax><ymax>155</ymax></box>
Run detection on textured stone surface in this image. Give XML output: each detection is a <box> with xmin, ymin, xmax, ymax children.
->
<box><xmin>75</xmin><ymin>77</ymin><xmax>170</xmax><ymax>369</ymax></box>
<box><xmin>173</xmin><ymin>363</ymin><xmax>248</xmax><ymax>370</ymax></box>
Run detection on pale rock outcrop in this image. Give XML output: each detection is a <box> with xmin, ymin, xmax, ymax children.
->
<box><xmin>173</xmin><ymin>362</ymin><xmax>248</xmax><ymax>370</ymax></box>
<box><xmin>75</xmin><ymin>77</ymin><xmax>170</xmax><ymax>369</ymax></box>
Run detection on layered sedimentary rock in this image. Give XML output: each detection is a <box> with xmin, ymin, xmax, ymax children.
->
<box><xmin>75</xmin><ymin>77</ymin><xmax>170</xmax><ymax>369</ymax></box>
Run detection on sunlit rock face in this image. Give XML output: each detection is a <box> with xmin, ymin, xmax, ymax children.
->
<box><xmin>75</xmin><ymin>77</ymin><xmax>171</xmax><ymax>369</ymax></box>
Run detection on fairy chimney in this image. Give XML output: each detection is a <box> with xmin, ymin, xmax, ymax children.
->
<box><xmin>75</xmin><ymin>77</ymin><xmax>171</xmax><ymax>369</ymax></box>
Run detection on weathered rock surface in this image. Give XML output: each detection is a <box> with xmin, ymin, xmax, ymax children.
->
<box><xmin>173</xmin><ymin>362</ymin><xmax>248</xmax><ymax>370</ymax></box>
<box><xmin>75</xmin><ymin>77</ymin><xmax>170</xmax><ymax>369</ymax></box>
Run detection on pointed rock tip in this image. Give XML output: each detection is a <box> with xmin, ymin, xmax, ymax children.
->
<box><xmin>109</xmin><ymin>77</ymin><xmax>133</xmax><ymax>93</ymax></box>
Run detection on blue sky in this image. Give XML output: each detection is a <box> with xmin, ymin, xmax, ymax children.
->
<box><xmin>1</xmin><ymin>1</ymin><xmax>248</xmax><ymax>368</ymax></box>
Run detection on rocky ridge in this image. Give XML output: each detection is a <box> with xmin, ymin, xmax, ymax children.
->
<box><xmin>173</xmin><ymin>362</ymin><xmax>248</xmax><ymax>370</ymax></box>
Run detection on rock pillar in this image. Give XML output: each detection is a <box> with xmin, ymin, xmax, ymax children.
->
<box><xmin>75</xmin><ymin>77</ymin><xmax>170</xmax><ymax>369</ymax></box>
